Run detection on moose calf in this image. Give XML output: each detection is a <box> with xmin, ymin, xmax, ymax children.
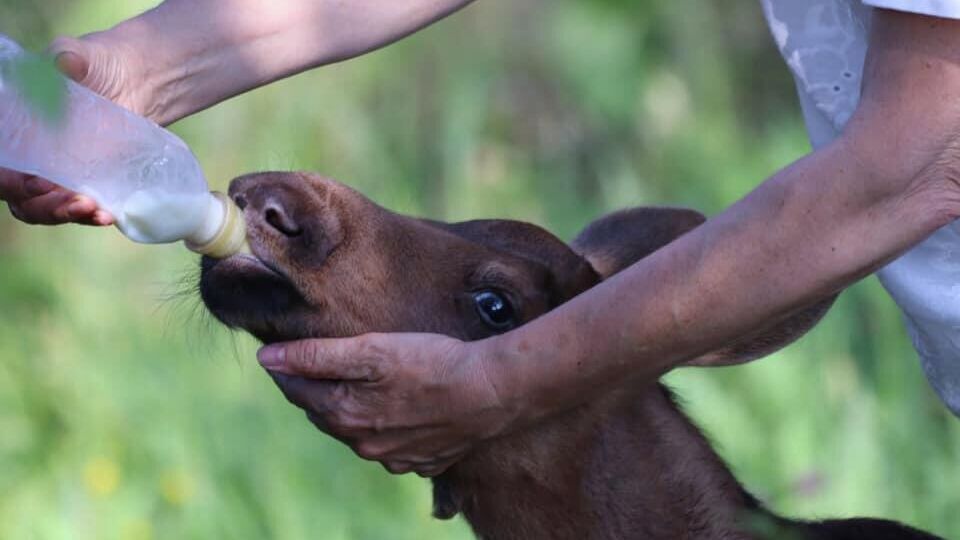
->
<box><xmin>200</xmin><ymin>172</ymin><xmax>941</xmax><ymax>540</ymax></box>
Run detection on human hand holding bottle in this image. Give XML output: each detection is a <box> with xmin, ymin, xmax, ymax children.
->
<box><xmin>1</xmin><ymin>0</ymin><xmax>476</xmax><ymax>228</ymax></box>
<box><xmin>0</xmin><ymin>35</ymin><xmax>134</xmax><ymax>226</ymax></box>
<box><xmin>0</xmin><ymin>24</ymin><xmax>171</xmax><ymax>227</ymax></box>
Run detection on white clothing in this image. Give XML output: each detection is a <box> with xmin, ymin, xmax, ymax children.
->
<box><xmin>761</xmin><ymin>0</ymin><xmax>960</xmax><ymax>415</ymax></box>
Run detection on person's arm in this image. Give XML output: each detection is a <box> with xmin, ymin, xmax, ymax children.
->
<box><xmin>63</xmin><ymin>0</ymin><xmax>477</xmax><ymax>126</ymax></box>
<box><xmin>1</xmin><ymin>0</ymin><xmax>476</xmax><ymax>225</ymax></box>
<box><xmin>258</xmin><ymin>9</ymin><xmax>960</xmax><ymax>476</ymax></box>
<box><xmin>489</xmin><ymin>9</ymin><xmax>960</xmax><ymax>415</ymax></box>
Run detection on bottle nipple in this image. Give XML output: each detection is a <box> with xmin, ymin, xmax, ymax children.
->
<box><xmin>185</xmin><ymin>192</ymin><xmax>248</xmax><ymax>258</ymax></box>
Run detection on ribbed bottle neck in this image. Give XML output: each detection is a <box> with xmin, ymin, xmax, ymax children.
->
<box><xmin>185</xmin><ymin>192</ymin><xmax>247</xmax><ymax>258</ymax></box>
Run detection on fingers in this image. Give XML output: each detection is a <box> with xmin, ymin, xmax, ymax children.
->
<box><xmin>259</xmin><ymin>334</ymin><xmax>479</xmax><ymax>477</ymax></box>
<box><xmin>416</xmin><ymin>458</ymin><xmax>459</xmax><ymax>478</ymax></box>
<box><xmin>269</xmin><ymin>372</ymin><xmax>468</xmax><ymax>476</ymax></box>
<box><xmin>10</xmin><ymin>190</ymin><xmax>110</xmax><ymax>226</ymax></box>
<box><xmin>0</xmin><ymin>170</ymin><xmax>69</xmax><ymax>224</ymax></box>
<box><xmin>269</xmin><ymin>372</ymin><xmax>341</xmax><ymax>418</ymax></box>
<box><xmin>23</xmin><ymin>176</ymin><xmax>58</xmax><ymax>197</ymax></box>
<box><xmin>0</xmin><ymin>170</ymin><xmax>43</xmax><ymax>202</ymax></box>
<box><xmin>1</xmin><ymin>169</ymin><xmax>114</xmax><ymax>226</ymax></box>
<box><xmin>18</xmin><ymin>190</ymin><xmax>86</xmax><ymax>224</ymax></box>
<box><xmin>382</xmin><ymin>455</ymin><xmax>460</xmax><ymax>478</ymax></box>
<box><xmin>356</xmin><ymin>433</ymin><xmax>470</xmax><ymax>477</ymax></box>
<box><xmin>258</xmin><ymin>336</ymin><xmax>385</xmax><ymax>381</ymax></box>
<box><xmin>83</xmin><ymin>209</ymin><xmax>115</xmax><ymax>227</ymax></box>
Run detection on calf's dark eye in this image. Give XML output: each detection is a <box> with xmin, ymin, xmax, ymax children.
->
<box><xmin>474</xmin><ymin>290</ymin><xmax>517</xmax><ymax>331</ymax></box>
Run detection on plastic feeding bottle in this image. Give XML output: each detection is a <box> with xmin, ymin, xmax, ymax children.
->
<box><xmin>0</xmin><ymin>34</ymin><xmax>245</xmax><ymax>258</ymax></box>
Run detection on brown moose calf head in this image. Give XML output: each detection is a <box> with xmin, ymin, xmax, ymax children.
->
<box><xmin>199</xmin><ymin>171</ymin><xmax>708</xmax><ymax>346</ymax></box>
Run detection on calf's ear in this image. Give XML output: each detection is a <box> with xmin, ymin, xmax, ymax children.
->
<box><xmin>571</xmin><ymin>206</ymin><xmax>706</xmax><ymax>279</ymax></box>
<box><xmin>571</xmin><ymin>206</ymin><xmax>835</xmax><ymax>367</ymax></box>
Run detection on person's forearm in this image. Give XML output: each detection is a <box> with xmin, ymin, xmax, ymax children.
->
<box><xmin>484</xmin><ymin>135</ymin><xmax>949</xmax><ymax>418</ymax></box>
<box><xmin>102</xmin><ymin>0</ymin><xmax>475</xmax><ymax>124</ymax></box>
<box><xmin>480</xmin><ymin>9</ymin><xmax>960</xmax><ymax>424</ymax></box>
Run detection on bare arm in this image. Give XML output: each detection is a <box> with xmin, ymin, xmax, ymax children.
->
<box><xmin>96</xmin><ymin>0</ymin><xmax>476</xmax><ymax>124</ymax></box>
<box><xmin>62</xmin><ymin>0</ymin><xmax>477</xmax><ymax>125</ymax></box>
<box><xmin>1</xmin><ymin>0</ymin><xmax>475</xmax><ymax>224</ymax></box>
<box><xmin>484</xmin><ymin>9</ymin><xmax>960</xmax><ymax>421</ymax></box>
<box><xmin>261</xmin><ymin>9</ymin><xmax>960</xmax><ymax>476</ymax></box>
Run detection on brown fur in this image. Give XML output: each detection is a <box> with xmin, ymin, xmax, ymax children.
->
<box><xmin>199</xmin><ymin>172</ymin><xmax>940</xmax><ymax>540</ymax></box>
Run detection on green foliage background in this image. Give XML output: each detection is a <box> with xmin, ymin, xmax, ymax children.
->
<box><xmin>1</xmin><ymin>1</ymin><xmax>958</xmax><ymax>539</ymax></box>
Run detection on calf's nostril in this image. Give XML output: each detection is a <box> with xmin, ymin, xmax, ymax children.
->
<box><xmin>264</xmin><ymin>204</ymin><xmax>303</xmax><ymax>237</ymax></box>
<box><xmin>234</xmin><ymin>194</ymin><xmax>248</xmax><ymax>210</ymax></box>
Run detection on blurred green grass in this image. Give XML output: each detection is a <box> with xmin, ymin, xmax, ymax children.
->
<box><xmin>1</xmin><ymin>1</ymin><xmax>958</xmax><ymax>539</ymax></box>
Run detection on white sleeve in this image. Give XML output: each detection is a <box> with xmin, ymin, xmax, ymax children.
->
<box><xmin>863</xmin><ymin>0</ymin><xmax>960</xmax><ymax>18</ymax></box>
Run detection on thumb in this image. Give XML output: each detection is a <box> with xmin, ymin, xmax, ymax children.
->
<box><xmin>48</xmin><ymin>36</ymin><xmax>92</xmax><ymax>83</ymax></box>
<box><xmin>258</xmin><ymin>337</ymin><xmax>384</xmax><ymax>381</ymax></box>
<box><xmin>47</xmin><ymin>34</ymin><xmax>132</xmax><ymax>109</ymax></box>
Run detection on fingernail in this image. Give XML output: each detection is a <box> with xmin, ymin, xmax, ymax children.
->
<box><xmin>24</xmin><ymin>177</ymin><xmax>54</xmax><ymax>196</ymax></box>
<box><xmin>55</xmin><ymin>51</ymin><xmax>88</xmax><ymax>82</ymax></box>
<box><xmin>258</xmin><ymin>345</ymin><xmax>285</xmax><ymax>368</ymax></box>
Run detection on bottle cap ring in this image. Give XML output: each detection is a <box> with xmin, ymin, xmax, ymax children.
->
<box><xmin>185</xmin><ymin>192</ymin><xmax>248</xmax><ymax>258</ymax></box>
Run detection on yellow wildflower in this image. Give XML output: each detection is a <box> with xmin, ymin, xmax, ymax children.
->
<box><xmin>83</xmin><ymin>456</ymin><xmax>120</xmax><ymax>498</ymax></box>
